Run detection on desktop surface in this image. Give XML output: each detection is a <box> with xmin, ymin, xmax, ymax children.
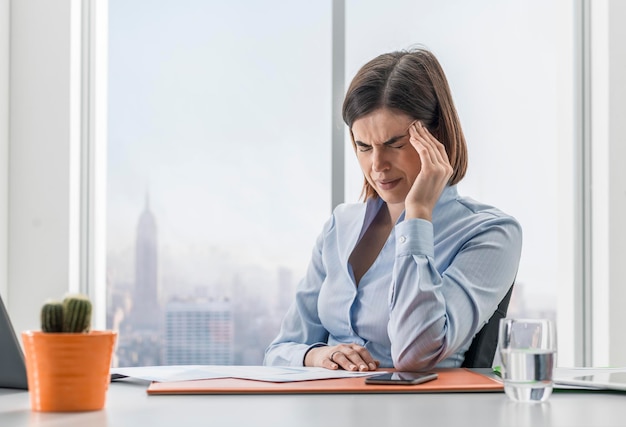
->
<box><xmin>1</xmin><ymin>376</ymin><xmax>626</xmax><ymax>427</ymax></box>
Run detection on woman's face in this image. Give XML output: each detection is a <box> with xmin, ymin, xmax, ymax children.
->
<box><xmin>351</xmin><ymin>108</ymin><xmax>421</xmax><ymax>206</ymax></box>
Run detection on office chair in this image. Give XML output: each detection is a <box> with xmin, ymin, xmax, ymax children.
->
<box><xmin>461</xmin><ymin>284</ymin><xmax>514</xmax><ymax>368</ymax></box>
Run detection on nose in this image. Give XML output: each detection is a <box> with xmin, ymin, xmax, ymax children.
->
<box><xmin>371</xmin><ymin>147</ymin><xmax>390</xmax><ymax>172</ymax></box>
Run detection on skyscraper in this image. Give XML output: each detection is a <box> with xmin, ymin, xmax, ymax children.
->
<box><xmin>130</xmin><ymin>194</ymin><xmax>161</xmax><ymax>332</ymax></box>
<box><xmin>164</xmin><ymin>298</ymin><xmax>234</xmax><ymax>365</ymax></box>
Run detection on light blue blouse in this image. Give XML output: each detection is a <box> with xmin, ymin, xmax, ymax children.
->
<box><xmin>264</xmin><ymin>185</ymin><xmax>522</xmax><ymax>370</ymax></box>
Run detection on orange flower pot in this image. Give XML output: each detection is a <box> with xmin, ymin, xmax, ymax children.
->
<box><xmin>21</xmin><ymin>330</ymin><xmax>117</xmax><ymax>412</ymax></box>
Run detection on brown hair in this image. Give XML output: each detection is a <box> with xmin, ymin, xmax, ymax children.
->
<box><xmin>342</xmin><ymin>47</ymin><xmax>468</xmax><ymax>201</ymax></box>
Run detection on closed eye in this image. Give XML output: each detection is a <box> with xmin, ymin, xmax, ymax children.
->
<box><xmin>387</xmin><ymin>141</ymin><xmax>406</xmax><ymax>149</ymax></box>
<box><xmin>384</xmin><ymin>135</ymin><xmax>408</xmax><ymax>149</ymax></box>
<box><xmin>355</xmin><ymin>141</ymin><xmax>372</xmax><ymax>152</ymax></box>
<box><xmin>353</xmin><ymin>123</ymin><xmax>413</xmax><ymax>152</ymax></box>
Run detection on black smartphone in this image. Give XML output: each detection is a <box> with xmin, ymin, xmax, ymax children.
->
<box><xmin>365</xmin><ymin>371</ymin><xmax>438</xmax><ymax>385</ymax></box>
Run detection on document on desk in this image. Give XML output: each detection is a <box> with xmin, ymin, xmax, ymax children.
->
<box><xmin>110</xmin><ymin>365</ymin><xmax>382</xmax><ymax>383</ymax></box>
<box><xmin>146</xmin><ymin>368</ymin><xmax>504</xmax><ymax>395</ymax></box>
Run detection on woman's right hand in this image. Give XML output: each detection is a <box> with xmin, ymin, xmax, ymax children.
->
<box><xmin>404</xmin><ymin>121</ymin><xmax>453</xmax><ymax>221</ymax></box>
<box><xmin>304</xmin><ymin>344</ymin><xmax>380</xmax><ymax>371</ymax></box>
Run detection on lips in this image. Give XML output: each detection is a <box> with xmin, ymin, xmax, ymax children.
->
<box><xmin>376</xmin><ymin>178</ymin><xmax>401</xmax><ymax>191</ymax></box>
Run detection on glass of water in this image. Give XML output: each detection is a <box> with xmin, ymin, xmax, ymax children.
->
<box><xmin>498</xmin><ymin>318</ymin><xmax>557</xmax><ymax>403</ymax></box>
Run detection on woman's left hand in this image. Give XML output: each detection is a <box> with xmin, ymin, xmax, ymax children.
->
<box><xmin>405</xmin><ymin>121</ymin><xmax>453</xmax><ymax>221</ymax></box>
<box><xmin>304</xmin><ymin>344</ymin><xmax>380</xmax><ymax>371</ymax></box>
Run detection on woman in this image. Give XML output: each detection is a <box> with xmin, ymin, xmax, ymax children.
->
<box><xmin>264</xmin><ymin>48</ymin><xmax>522</xmax><ymax>372</ymax></box>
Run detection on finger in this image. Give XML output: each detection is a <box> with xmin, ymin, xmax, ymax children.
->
<box><xmin>410</xmin><ymin>121</ymin><xmax>435</xmax><ymax>145</ymax></box>
<box><xmin>419</xmin><ymin>123</ymin><xmax>452</xmax><ymax>167</ymax></box>
<box><xmin>414</xmin><ymin>122</ymin><xmax>446</xmax><ymax>165</ymax></box>
<box><xmin>412</xmin><ymin>127</ymin><xmax>453</xmax><ymax>184</ymax></box>
<box><xmin>414</xmin><ymin>121</ymin><xmax>438</xmax><ymax>145</ymax></box>
<box><xmin>322</xmin><ymin>356</ymin><xmax>340</xmax><ymax>370</ymax></box>
<box><xmin>328</xmin><ymin>345</ymin><xmax>379</xmax><ymax>371</ymax></box>
<box><xmin>334</xmin><ymin>352</ymin><xmax>360</xmax><ymax>371</ymax></box>
<box><xmin>351</xmin><ymin>347</ymin><xmax>380</xmax><ymax>371</ymax></box>
<box><xmin>339</xmin><ymin>348</ymin><xmax>372</xmax><ymax>372</ymax></box>
<box><xmin>410</xmin><ymin>134</ymin><xmax>436</xmax><ymax>167</ymax></box>
<box><xmin>409</xmin><ymin>123</ymin><xmax>440</xmax><ymax>165</ymax></box>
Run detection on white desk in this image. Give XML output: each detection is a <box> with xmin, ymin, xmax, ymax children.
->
<box><xmin>1</xmin><ymin>377</ymin><xmax>625</xmax><ymax>427</ymax></box>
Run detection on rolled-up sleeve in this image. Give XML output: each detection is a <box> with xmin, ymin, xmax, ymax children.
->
<box><xmin>388</xmin><ymin>214</ymin><xmax>522</xmax><ymax>371</ymax></box>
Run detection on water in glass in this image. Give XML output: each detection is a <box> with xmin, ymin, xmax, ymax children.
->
<box><xmin>500</xmin><ymin>348</ymin><xmax>556</xmax><ymax>403</ymax></box>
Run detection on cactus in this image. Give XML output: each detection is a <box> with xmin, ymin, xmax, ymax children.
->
<box><xmin>40</xmin><ymin>293</ymin><xmax>92</xmax><ymax>333</ymax></box>
<box><xmin>62</xmin><ymin>294</ymin><xmax>92</xmax><ymax>333</ymax></box>
<box><xmin>41</xmin><ymin>301</ymin><xmax>64</xmax><ymax>332</ymax></box>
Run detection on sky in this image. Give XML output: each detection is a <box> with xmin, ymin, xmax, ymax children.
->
<box><xmin>107</xmin><ymin>0</ymin><xmax>333</xmax><ymax>293</ymax></box>
<box><xmin>107</xmin><ymin>0</ymin><xmax>571</xmax><ymax>313</ymax></box>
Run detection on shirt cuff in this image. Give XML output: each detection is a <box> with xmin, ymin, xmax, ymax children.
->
<box><xmin>395</xmin><ymin>218</ymin><xmax>434</xmax><ymax>258</ymax></box>
<box><xmin>302</xmin><ymin>343</ymin><xmax>328</xmax><ymax>366</ymax></box>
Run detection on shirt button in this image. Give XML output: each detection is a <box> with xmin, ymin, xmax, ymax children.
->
<box><xmin>399</xmin><ymin>235</ymin><xmax>407</xmax><ymax>243</ymax></box>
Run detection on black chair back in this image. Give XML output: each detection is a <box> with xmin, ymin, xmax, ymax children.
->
<box><xmin>461</xmin><ymin>285</ymin><xmax>514</xmax><ymax>368</ymax></box>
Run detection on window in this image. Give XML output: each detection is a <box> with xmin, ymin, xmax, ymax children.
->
<box><xmin>107</xmin><ymin>0</ymin><xmax>574</xmax><ymax>367</ymax></box>
<box><xmin>343</xmin><ymin>0</ymin><xmax>575</xmax><ymax>365</ymax></box>
<box><xmin>8</xmin><ymin>0</ymin><xmax>626</xmax><ymax>370</ymax></box>
<box><xmin>107</xmin><ymin>0</ymin><xmax>332</xmax><ymax>366</ymax></box>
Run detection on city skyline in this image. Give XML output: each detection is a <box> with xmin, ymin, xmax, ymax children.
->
<box><xmin>107</xmin><ymin>198</ymin><xmax>295</xmax><ymax>367</ymax></box>
<box><xmin>165</xmin><ymin>298</ymin><xmax>234</xmax><ymax>365</ymax></box>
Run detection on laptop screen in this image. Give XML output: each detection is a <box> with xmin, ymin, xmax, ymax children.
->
<box><xmin>0</xmin><ymin>294</ymin><xmax>28</xmax><ymax>389</ymax></box>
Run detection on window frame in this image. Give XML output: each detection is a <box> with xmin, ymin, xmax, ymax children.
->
<box><xmin>6</xmin><ymin>0</ymin><xmax>624</xmax><ymax>366</ymax></box>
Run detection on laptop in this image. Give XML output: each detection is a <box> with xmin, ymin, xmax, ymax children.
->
<box><xmin>556</xmin><ymin>371</ymin><xmax>626</xmax><ymax>392</ymax></box>
<box><xmin>0</xmin><ymin>293</ymin><xmax>29</xmax><ymax>389</ymax></box>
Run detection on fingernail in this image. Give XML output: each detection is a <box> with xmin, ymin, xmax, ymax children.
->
<box><xmin>349</xmin><ymin>364</ymin><xmax>357</xmax><ymax>371</ymax></box>
<box><xmin>359</xmin><ymin>365</ymin><xmax>367</xmax><ymax>371</ymax></box>
<box><xmin>369</xmin><ymin>363</ymin><xmax>376</xmax><ymax>370</ymax></box>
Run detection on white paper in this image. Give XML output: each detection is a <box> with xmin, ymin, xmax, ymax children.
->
<box><xmin>110</xmin><ymin>365</ymin><xmax>385</xmax><ymax>383</ymax></box>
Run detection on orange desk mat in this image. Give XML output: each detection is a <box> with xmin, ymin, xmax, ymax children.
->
<box><xmin>147</xmin><ymin>368</ymin><xmax>503</xmax><ymax>395</ymax></box>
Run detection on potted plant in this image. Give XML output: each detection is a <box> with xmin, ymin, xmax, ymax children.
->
<box><xmin>21</xmin><ymin>293</ymin><xmax>117</xmax><ymax>412</ymax></box>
